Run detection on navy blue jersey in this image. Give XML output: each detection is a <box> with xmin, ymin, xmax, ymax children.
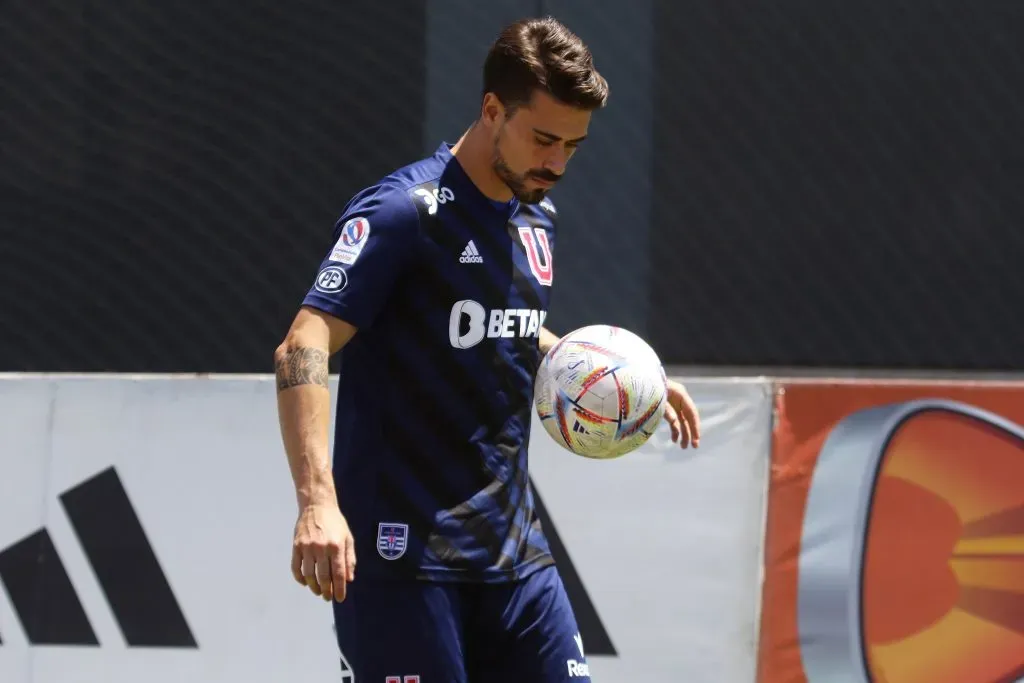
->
<box><xmin>301</xmin><ymin>143</ymin><xmax>558</xmax><ymax>583</ymax></box>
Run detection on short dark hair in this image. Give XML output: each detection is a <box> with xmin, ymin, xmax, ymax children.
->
<box><xmin>483</xmin><ymin>16</ymin><xmax>609</xmax><ymax>114</ymax></box>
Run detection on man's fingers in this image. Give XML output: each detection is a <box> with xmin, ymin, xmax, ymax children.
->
<box><xmin>665</xmin><ymin>404</ymin><xmax>681</xmax><ymax>443</ymax></box>
<box><xmin>315</xmin><ymin>546</ymin><xmax>333</xmax><ymax>599</ymax></box>
<box><xmin>331</xmin><ymin>549</ymin><xmax>348</xmax><ymax>603</ymax></box>
<box><xmin>680</xmin><ymin>415</ymin><xmax>692</xmax><ymax>448</ymax></box>
<box><xmin>302</xmin><ymin>550</ymin><xmax>321</xmax><ymax>596</ymax></box>
<box><xmin>345</xmin><ymin>536</ymin><xmax>357</xmax><ymax>582</ymax></box>
<box><xmin>669</xmin><ymin>382</ymin><xmax>701</xmax><ymax>448</ymax></box>
<box><xmin>293</xmin><ymin>505</ymin><xmax>356</xmax><ymax>602</ymax></box>
<box><xmin>291</xmin><ymin>545</ymin><xmax>304</xmax><ymax>586</ymax></box>
<box><xmin>679</xmin><ymin>393</ymin><xmax>701</xmax><ymax>446</ymax></box>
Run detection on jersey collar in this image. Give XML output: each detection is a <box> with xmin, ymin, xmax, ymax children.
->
<box><xmin>435</xmin><ymin>143</ymin><xmax>520</xmax><ymax>220</ymax></box>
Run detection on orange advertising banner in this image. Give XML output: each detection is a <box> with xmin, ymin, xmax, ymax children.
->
<box><xmin>757</xmin><ymin>380</ymin><xmax>1024</xmax><ymax>683</ymax></box>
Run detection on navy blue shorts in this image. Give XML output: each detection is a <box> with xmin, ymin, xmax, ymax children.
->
<box><xmin>333</xmin><ymin>565</ymin><xmax>592</xmax><ymax>682</ymax></box>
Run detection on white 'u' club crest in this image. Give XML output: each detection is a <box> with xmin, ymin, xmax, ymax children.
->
<box><xmin>518</xmin><ymin>226</ymin><xmax>553</xmax><ymax>286</ymax></box>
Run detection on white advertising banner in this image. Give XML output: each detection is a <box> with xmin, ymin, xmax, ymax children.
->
<box><xmin>0</xmin><ymin>374</ymin><xmax>771</xmax><ymax>683</ymax></box>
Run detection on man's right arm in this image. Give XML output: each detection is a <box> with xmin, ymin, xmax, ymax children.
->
<box><xmin>274</xmin><ymin>306</ymin><xmax>354</xmax><ymax>511</ymax></box>
<box><xmin>275</xmin><ymin>183</ymin><xmax>420</xmax><ymax>604</ymax></box>
<box><xmin>274</xmin><ymin>306</ymin><xmax>357</xmax><ymax>602</ymax></box>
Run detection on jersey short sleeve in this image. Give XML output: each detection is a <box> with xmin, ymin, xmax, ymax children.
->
<box><xmin>301</xmin><ymin>184</ymin><xmax>419</xmax><ymax>329</ymax></box>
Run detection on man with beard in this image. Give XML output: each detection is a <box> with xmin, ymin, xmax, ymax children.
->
<box><xmin>273</xmin><ymin>15</ymin><xmax>701</xmax><ymax>682</ymax></box>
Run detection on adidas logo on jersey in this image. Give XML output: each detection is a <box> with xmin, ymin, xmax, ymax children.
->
<box><xmin>459</xmin><ymin>240</ymin><xmax>484</xmax><ymax>264</ymax></box>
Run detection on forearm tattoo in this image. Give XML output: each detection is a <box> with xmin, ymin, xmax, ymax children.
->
<box><xmin>276</xmin><ymin>347</ymin><xmax>329</xmax><ymax>391</ymax></box>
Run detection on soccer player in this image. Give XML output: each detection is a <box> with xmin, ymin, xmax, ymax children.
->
<box><xmin>274</xmin><ymin>16</ymin><xmax>700</xmax><ymax>682</ymax></box>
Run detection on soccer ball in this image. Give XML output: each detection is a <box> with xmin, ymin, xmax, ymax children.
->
<box><xmin>534</xmin><ymin>324</ymin><xmax>668</xmax><ymax>459</ymax></box>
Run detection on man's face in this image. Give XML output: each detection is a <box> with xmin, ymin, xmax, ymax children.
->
<box><xmin>488</xmin><ymin>90</ymin><xmax>592</xmax><ymax>204</ymax></box>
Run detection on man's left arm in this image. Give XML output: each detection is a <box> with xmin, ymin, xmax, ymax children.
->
<box><xmin>537</xmin><ymin>326</ymin><xmax>700</xmax><ymax>449</ymax></box>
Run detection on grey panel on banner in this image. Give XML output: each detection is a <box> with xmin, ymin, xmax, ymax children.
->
<box><xmin>0</xmin><ymin>379</ymin><xmax>55</xmax><ymax>676</ymax></box>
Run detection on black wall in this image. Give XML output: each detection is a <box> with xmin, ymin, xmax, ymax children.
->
<box><xmin>1</xmin><ymin>1</ymin><xmax>426</xmax><ymax>372</ymax></box>
<box><xmin>649</xmin><ymin>0</ymin><xmax>1024</xmax><ymax>370</ymax></box>
<box><xmin>3</xmin><ymin>1</ymin><xmax>1023</xmax><ymax>372</ymax></box>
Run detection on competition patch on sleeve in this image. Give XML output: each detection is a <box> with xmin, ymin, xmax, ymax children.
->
<box><xmin>329</xmin><ymin>217</ymin><xmax>371</xmax><ymax>264</ymax></box>
<box><xmin>314</xmin><ymin>265</ymin><xmax>348</xmax><ymax>293</ymax></box>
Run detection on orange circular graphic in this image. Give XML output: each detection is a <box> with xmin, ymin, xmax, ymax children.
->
<box><xmin>863</xmin><ymin>409</ymin><xmax>1024</xmax><ymax>683</ymax></box>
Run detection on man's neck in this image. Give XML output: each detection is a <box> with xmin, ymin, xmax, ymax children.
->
<box><xmin>450</xmin><ymin>122</ymin><xmax>514</xmax><ymax>203</ymax></box>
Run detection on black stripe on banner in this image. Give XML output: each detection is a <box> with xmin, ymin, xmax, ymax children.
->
<box><xmin>531</xmin><ymin>482</ymin><xmax>617</xmax><ymax>656</ymax></box>
<box><xmin>59</xmin><ymin>467</ymin><xmax>197</xmax><ymax>648</ymax></box>
<box><xmin>0</xmin><ymin>529</ymin><xmax>98</xmax><ymax>645</ymax></box>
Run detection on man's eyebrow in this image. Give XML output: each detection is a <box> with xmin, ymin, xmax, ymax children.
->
<box><xmin>533</xmin><ymin>128</ymin><xmax>587</xmax><ymax>143</ymax></box>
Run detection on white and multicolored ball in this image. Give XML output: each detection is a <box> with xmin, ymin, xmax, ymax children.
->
<box><xmin>534</xmin><ymin>324</ymin><xmax>667</xmax><ymax>459</ymax></box>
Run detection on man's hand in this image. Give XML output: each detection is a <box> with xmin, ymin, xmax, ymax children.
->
<box><xmin>663</xmin><ymin>379</ymin><xmax>701</xmax><ymax>449</ymax></box>
<box><xmin>291</xmin><ymin>503</ymin><xmax>356</xmax><ymax>603</ymax></box>
<box><xmin>538</xmin><ymin>326</ymin><xmax>561</xmax><ymax>355</ymax></box>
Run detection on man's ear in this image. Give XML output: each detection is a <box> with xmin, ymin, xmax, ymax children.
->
<box><xmin>481</xmin><ymin>92</ymin><xmax>508</xmax><ymax>129</ymax></box>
